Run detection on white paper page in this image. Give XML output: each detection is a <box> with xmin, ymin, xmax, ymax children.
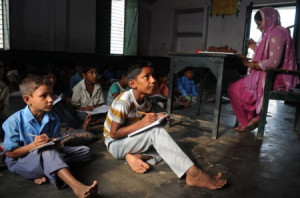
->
<box><xmin>80</xmin><ymin>105</ymin><xmax>110</xmax><ymax>115</ymax></box>
<box><xmin>53</xmin><ymin>94</ymin><xmax>63</xmax><ymax>106</ymax></box>
<box><xmin>128</xmin><ymin>114</ymin><xmax>168</xmax><ymax>137</ymax></box>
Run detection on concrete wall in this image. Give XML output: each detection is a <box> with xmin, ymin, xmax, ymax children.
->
<box><xmin>10</xmin><ymin>0</ymin><xmax>96</xmax><ymax>53</ymax></box>
<box><xmin>138</xmin><ymin>0</ymin><xmax>300</xmax><ymax>62</ymax></box>
<box><xmin>8</xmin><ymin>0</ymin><xmax>299</xmax><ymax>62</ymax></box>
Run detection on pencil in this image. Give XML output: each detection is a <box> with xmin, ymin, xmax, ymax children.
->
<box><xmin>137</xmin><ymin>111</ymin><xmax>147</xmax><ymax>115</ymax></box>
<box><xmin>26</xmin><ymin>133</ymin><xmax>38</xmax><ymax>137</ymax></box>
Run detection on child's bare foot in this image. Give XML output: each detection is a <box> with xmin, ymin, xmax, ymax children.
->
<box><xmin>73</xmin><ymin>180</ymin><xmax>98</xmax><ymax>198</ymax></box>
<box><xmin>34</xmin><ymin>176</ymin><xmax>47</xmax><ymax>185</ymax></box>
<box><xmin>125</xmin><ymin>153</ymin><xmax>150</xmax><ymax>174</ymax></box>
<box><xmin>82</xmin><ymin>114</ymin><xmax>92</xmax><ymax>131</ymax></box>
<box><xmin>186</xmin><ymin>165</ymin><xmax>227</xmax><ymax>190</ymax></box>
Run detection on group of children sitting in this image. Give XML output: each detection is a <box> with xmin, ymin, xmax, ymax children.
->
<box><xmin>0</xmin><ymin>59</ymin><xmax>226</xmax><ymax>197</ymax></box>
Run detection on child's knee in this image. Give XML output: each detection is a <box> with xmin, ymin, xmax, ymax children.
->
<box><xmin>152</xmin><ymin>127</ymin><xmax>170</xmax><ymax>138</ymax></box>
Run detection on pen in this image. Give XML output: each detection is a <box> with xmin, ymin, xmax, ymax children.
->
<box><xmin>26</xmin><ymin>133</ymin><xmax>38</xmax><ymax>137</ymax></box>
<box><xmin>26</xmin><ymin>133</ymin><xmax>49</xmax><ymax>139</ymax></box>
<box><xmin>137</xmin><ymin>111</ymin><xmax>147</xmax><ymax>115</ymax></box>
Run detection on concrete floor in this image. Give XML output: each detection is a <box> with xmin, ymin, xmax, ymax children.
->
<box><xmin>1</xmin><ymin>98</ymin><xmax>300</xmax><ymax>198</ymax></box>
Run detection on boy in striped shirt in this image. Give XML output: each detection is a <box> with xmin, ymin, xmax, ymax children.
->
<box><xmin>103</xmin><ymin>60</ymin><xmax>227</xmax><ymax>190</ymax></box>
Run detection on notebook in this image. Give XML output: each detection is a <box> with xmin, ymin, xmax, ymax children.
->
<box><xmin>29</xmin><ymin>134</ymin><xmax>70</xmax><ymax>152</ymax></box>
<box><xmin>128</xmin><ymin>114</ymin><xmax>168</xmax><ymax>137</ymax></box>
<box><xmin>79</xmin><ymin>105</ymin><xmax>110</xmax><ymax>115</ymax></box>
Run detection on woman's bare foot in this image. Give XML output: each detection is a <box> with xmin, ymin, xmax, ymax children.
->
<box><xmin>82</xmin><ymin>114</ymin><xmax>92</xmax><ymax>131</ymax></box>
<box><xmin>125</xmin><ymin>153</ymin><xmax>151</xmax><ymax>174</ymax></box>
<box><xmin>186</xmin><ymin>165</ymin><xmax>227</xmax><ymax>190</ymax></box>
<box><xmin>234</xmin><ymin>125</ymin><xmax>244</xmax><ymax>132</ymax></box>
<box><xmin>73</xmin><ymin>180</ymin><xmax>98</xmax><ymax>198</ymax></box>
<box><xmin>34</xmin><ymin>176</ymin><xmax>47</xmax><ymax>185</ymax></box>
<box><xmin>244</xmin><ymin>117</ymin><xmax>259</xmax><ymax>132</ymax></box>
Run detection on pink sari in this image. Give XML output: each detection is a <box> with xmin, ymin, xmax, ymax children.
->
<box><xmin>228</xmin><ymin>7</ymin><xmax>299</xmax><ymax>128</ymax></box>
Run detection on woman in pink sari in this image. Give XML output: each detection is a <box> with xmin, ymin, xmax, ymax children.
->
<box><xmin>228</xmin><ymin>7</ymin><xmax>299</xmax><ymax>132</ymax></box>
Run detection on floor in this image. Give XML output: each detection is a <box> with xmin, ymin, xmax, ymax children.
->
<box><xmin>1</xmin><ymin>96</ymin><xmax>300</xmax><ymax>198</ymax></box>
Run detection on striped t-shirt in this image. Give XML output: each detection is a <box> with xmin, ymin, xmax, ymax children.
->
<box><xmin>103</xmin><ymin>89</ymin><xmax>152</xmax><ymax>146</ymax></box>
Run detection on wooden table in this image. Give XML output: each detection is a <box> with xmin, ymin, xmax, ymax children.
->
<box><xmin>166</xmin><ymin>52</ymin><xmax>244</xmax><ymax>139</ymax></box>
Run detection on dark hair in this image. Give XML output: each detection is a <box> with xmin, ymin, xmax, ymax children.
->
<box><xmin>38</xmin><ymin>64</ymin><xmax>58</xmax><ymax>76</ymax></box>
<box><xmin>254</xmin><ymin>11</ymin><xmax>262</xmax><ymax>22</ymax></box>
<box><xmin>156</xmin><ymin>69</ymin><xmax>169</xmax><ymax>79</ymax></box>
<box><xmin>183</xmin><ymin>66</ymin><xmax>194</xmax><ymax>73</ymax></box>
<box><xmin>126</xmin><ymin>60</ymin><xmax>152</xmax><ymax>80</ymax></box>
<box><xmin>19</xmin><ymin>75</ymin><xmax>52</xmax><ymax>96</ymax></box>
<box><xmin>116</xmin><ymin>69</ymin><xmax>127</xmax><ymax>79</ymax></box>
<box><xmin>81</xmin><ymin>65</ymin><xmax>98</xmax><ymax>74</ymax></box>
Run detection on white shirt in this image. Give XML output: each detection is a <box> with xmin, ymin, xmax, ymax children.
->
<box><xmin>71</xmin><ymin>79</ymin><xmax>104</xmax><ymax>107</ymax></box>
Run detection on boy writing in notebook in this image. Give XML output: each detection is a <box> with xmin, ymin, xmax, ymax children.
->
<box><xmin>103</xmin><ymin>60</ymin><xmax>227</xmax><ymax>190</ymax></box>
<box><xmin>2</xmin><ymin>75</ymin><xmax>98</xmax><ymax>197</ymax></box>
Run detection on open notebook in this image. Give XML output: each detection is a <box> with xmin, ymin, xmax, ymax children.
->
<box><xmin>79</xmin><ymin>105</ymin><xmax>110</xmax><ymax>115</ymax></box>
<box><xmin>29</xmin><ymin>134</ymin><xmax>70</xmax><ymax>152</ymax></box>
<box><xmin>128</xmin><ymin>114</ymin><xmax>168</xmax><ymax>137</ymax></box>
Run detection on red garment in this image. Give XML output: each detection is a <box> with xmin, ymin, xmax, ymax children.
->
<box><xmin>159</xmin><ymin>82</ymin><xmax>168</xmax><ymax>98</ymax></box>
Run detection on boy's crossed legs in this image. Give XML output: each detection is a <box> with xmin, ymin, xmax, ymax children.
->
<box><xmin>108</xmin><ymin>127</ymin><xmax>227</xmax><ymax>190</ymax></box>
<box><xmin>5</xmin><ymin>146</ymin><xmax>98</xmax><ymax>197</ymax></box>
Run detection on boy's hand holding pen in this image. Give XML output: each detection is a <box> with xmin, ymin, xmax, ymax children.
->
<box><xmin>137</xmin><ymin>111</ymin><xmax>170</xmax><ymax>126</ymax></box>
<box><xmin>27</xmin><ymin>133</ymin><xmax>49</xmax><ymax>148</ymax></box>
<box><xmin>138</xmin><ymin>111</ymin><xmax>157</xmax><ymax>126</ymax></box>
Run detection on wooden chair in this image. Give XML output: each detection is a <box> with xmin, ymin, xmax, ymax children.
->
<box><xmin>257</xmin><ymin>68</ymin><xmax>300</xmax><ymax>139</ymax></box>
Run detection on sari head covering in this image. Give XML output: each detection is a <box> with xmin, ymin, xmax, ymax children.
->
<box><xmin>252</xmin><ymin>7</ymin><xmax>281</xmax><ymax>63</ymax></box>
<box><xmin>244</xmin><ymin>7</ymin><xmax>299</xmax><ymax>114</ymax></box>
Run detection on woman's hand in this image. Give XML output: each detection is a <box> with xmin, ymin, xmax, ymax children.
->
<box><xmin>243</xmin><ymin>61</ymin><xmax>261</xmax><ymax>70</ymax></box>
<box><xmin>239</xmin><ymin>54</ymin><xmax>250</xmax><ymax>62</ymax></box>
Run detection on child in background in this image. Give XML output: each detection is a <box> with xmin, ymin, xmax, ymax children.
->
<box><xmin>39</xmin><ymin>65</ymin><xmax>91</xmax><ymax>131</ymax></box>
<box><xmin>0</xmin><ymin>59</ymin><xmax>10</xmax><ymax>141</ymax></box>
<box><xmin>177</xmin><ymin>67</ymin><xmax>198</xmax><ymax>103</ymax></box>
<box><xmin>158</xmin><ymin>73</ymin><xmax>169</xmax><ymax>98</ymax></box>
<box><xmin>174</xmin><ymin>76</ymin><xmax>190</xmax><ymax>108</ymax></box>
<box><xmin>106</xmin><ymin>70</ymin><xmax>128</xmax><ymax>106</ymax></box>
<box><xmin>103</xmin><ymin>60</ymin><xmax>227</xmax><ymax>190</ymax></box>
<box><xmin>102</xmin><ymin>65</ymin><xmax>116</xmax><ymax>83</ymax></box>
<box><xmin>2</xmin><ymin>75</ymin><xmax>98</xmax><ymax>197</ymax></box>
<box><xmin>152</xmin><ymin>71</ymin><xmax>169</xmax><ymax>98</ymax></box>
<box><xmin>151</xmin><ymin>71</ymin><xmax>169</xmax><ymax>110</ymax></box>
<box><xmin>69</xmin><ymin>64</ymin><xmax>83</xmax><ymax>93</ymax></box>
<box><xmin>71</xmin><ymin>65</ymin><xmax>105</xmax><ymax>125</ymax></box>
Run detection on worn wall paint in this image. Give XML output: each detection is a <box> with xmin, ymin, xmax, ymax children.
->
<box><xmin>8</xmin><ymin>0</ymin><xmax>299</xmax><ymax>63</ymax></box>
<box><xmin>138</xmin><ymin>0</ymin><xmax>300</xmax><ymax>63</ymax></box>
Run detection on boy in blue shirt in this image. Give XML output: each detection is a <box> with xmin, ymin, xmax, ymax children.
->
<box><xmin>177</xmin><ymin>67</ymin><xmax>198</xmax><ymax>103</ymax></box>
<box><xmin>2</xmin><ymin>75</ymin><xmax>98</xmax><ymax>197</ymax></box>
<box><xmin>104</xmin><ymin>60</ymin><xmax>226</xmax><ymax>190</ymax></box>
